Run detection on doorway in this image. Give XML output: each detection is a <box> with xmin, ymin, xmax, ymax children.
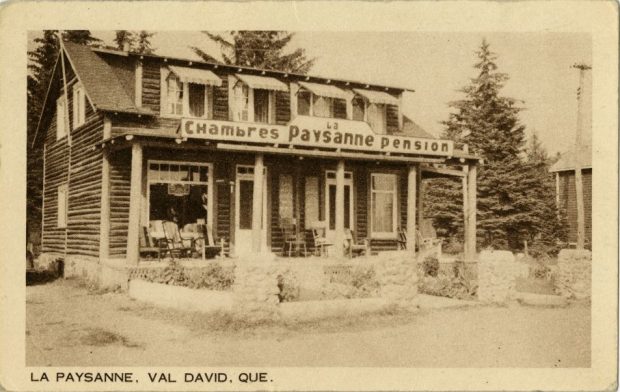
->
<box><xmin>325</xmin><ymin>170</ymin><xmax>354</xmax><ymax>241</ymax></box>
<box><xmin>234</xmin><ymin>165</ymin><xmax>268</xmax><ymax>255</ymax></box>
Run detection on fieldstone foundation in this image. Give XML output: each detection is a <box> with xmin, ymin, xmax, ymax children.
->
<box><xmin>556</xmin><ymin>249</ymin><xmax>591</xmax><ymax>299</ymax></box>
<box><xmin>477</xmin><ymin>250</ymin><xmax>528</xmax><ymax>304</ymax></box>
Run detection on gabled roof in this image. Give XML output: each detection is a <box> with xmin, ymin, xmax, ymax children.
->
<box><xmin>62</xmin><ymin>41</ymin><xmax>146</xmax><ymax>113</ymax></box>
<box><xmin>399</xmin><ymin>116</ymin><xmax>435</xmax><ymax>139</ymax></box>
<box><xmin>549</xmin><ymin>145</ymin><xmax>592</xmax><ymax>172</ymax></box>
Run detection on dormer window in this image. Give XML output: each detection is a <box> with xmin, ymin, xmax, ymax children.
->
<box><xmin>352</xmin><ymin>96</ymin><xmax>366</xmax><ymax>121</ymax></box>
<box><xmin>352</xmin><ymin>89</ymin><xmax>400</xmax><ymax>134</ymax></box>
<box><xmin>230</xmin><ymin>74</ymin><xmax>288</xmax><ymax>124</ymax></box>
<box><xmin>296</xmin><ymin>82</ymin><xmax>350</xmax><ymax>119</ymax></box>
<box><xmin>162</xmin><ymin>65</ymin><xmax>221</xmax><ymax>118</ymax></box>
<box><xmin>166</xmin><ymin>74</ymin><xmax>184</xmax><ymax>115</ymax></box>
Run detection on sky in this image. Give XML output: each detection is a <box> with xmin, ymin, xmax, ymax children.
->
<box><xmin>32</xmin><ymin>31</ymin><xmax>592</xmax><ymax>156</ymax></box>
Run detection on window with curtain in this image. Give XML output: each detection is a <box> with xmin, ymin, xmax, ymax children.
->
<box><xmin>72</xmin><ymin>84</ymin><xmax>86</xmax><ymax>128</ymax></box>
<box><xmin>371</xmin><ymin>173</ymin><xmax>397</xmax><ymax>237</ymax></box>
<box><xmin>254</xmin><ymin>89</ymin><xmax>269</xmax><ymax>123</ymax></box>
<box><xmin>166</xmin><ymin>75</ymin><xmax>183</xmax><ymax>115</ymax></box>
<box><xmin>297</xmin><ymin>90</ymin><xmax>311</xmax><ymax>116</ymax></box>
<box><xmin>368</xmin><ymin>103</ymin><xmax>387</xmax><ymax>134</ymax></box>
<box><xmin>188</xmin><ymin>83</ymin><xmax>212</xmax><ymax>118</ymax></box>
<box><xmin>352</xmin><ymin>96</ymin><xmax>366</xmax><ymax>121</ymax></box>
<box><xmin>233</xmin><ymin>83</ymin><xmax>249</xmax><ymax>121</ymax></box>
<box><xmin>313</xmin><ymin>95</ymin><xmax>333</xmax><ymax>118</ymax></box>
<box><xmin>56</xmin><ymin>96</ymin><xmax>67</xmax><ymax>140</ymax></box>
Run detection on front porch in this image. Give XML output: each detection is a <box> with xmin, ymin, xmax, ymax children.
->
<box><xmin>97</xmin><ymin>136</ymin><xmax>480</xmax><ymax>267</ymax></box>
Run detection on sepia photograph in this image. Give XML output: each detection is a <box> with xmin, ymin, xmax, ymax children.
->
<box><xmin>1</xmin><ymin>1</ymin><xmax>617</xmax><ymax>391</ymax></box>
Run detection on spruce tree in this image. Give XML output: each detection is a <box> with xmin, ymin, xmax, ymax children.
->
<box><xmin>427</xmin><ymin>39</ymin><xmax>557</xmax><ymax>252</ymax></box>
<box><xmin>114</xmin><ymin>30</ymin><xmax>135</xmax><ymax>50</ymax></box>
<box><xmin>192</xmin><ymin>31</ymin><xmax>315</xmax><ymax>74</ymax></box>
<box><xmin>135</xmin><ymin>31</ymin><xmax>155</xmax><ymax>54</ymax></box>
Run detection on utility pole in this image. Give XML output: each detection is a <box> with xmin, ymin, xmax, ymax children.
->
<box><xmin>572</xmin><ymin>63</ymin><xmax>591</xmax><ymax>250</ymax></box>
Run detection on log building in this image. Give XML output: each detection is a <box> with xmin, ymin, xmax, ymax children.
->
<box><xmin>33</xmin><ymin>40</ymin><xmax>480</xmax><ymax>280</ymax></box>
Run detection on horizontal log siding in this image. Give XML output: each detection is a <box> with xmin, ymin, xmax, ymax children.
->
<box><xmin>42</xmin><ymin>88</ymin><xmax>103</xmax><ymax>257</ymax></box>
<box><xmin>109</xmin><ymin>149</ymin><xmax>131</xmax><ymax>257</ymax></box>
<box><xmin>141</xmin><ymin>59</ymin><xmax>161</xmax><ymax>113</ymax></box>
<box><xmin>355</xmin><ymin>166</ymin><xmax>368</xmax><ymax>240</ymax></box>
<box><xmin>386</xmin><ymin>104</ymin><xmax>399</xmax><ymax>134</ymax></box>
<box><xmin>111</xmin><ymin>114</ymin><xmax>180</xmax><ymax>138</ymax></box>
<box><xmin>213</xmin><ymin>76</ymin><xmax>229</xmax><ymax>121</ymax></box>
<box><xmin>275</xmin><ymin>91</ymin><xmax>290</xmax><ymax>124</ymax></box>
<box><xmin>558</xmin><ymin>169</ymin><xmax>592</xmax><ymax>245</ymax></box>
<box><xmin>66</xmin><ymin>115</ymin><xmax>104</xmax><ymax>257</ymax></box>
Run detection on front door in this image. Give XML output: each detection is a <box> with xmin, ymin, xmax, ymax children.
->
<box><xmin>234</xmin><ymin>165</ymin><xmax>267</xmax><ymax>255</ymax></box>
<box><xmin>325</xmin><ymin>170</ymin><xmax>354</xmax><ymax>242</ymax></box>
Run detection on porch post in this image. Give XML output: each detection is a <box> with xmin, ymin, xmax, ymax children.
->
<box><xmin>417</xmin><ymin>167</ymin><xmax>423</xmax><ymax>233</ymax></box>
<box><xmin>334</xmin><ymin>159</ymin><xmax>345</xmax><ymax>257</ymax></box>
<box><xmin>99</xmin><ymin>149</ymin><xmax>110</xmax><ymax>261</ymax></box>
<box><xmin>126</xmin><ymin>143</ymin><xmax>143</xmax><ymax>265</ymax></box>
<box><xmin>252</xmin><ymin>153</ymin><xmax>264</xmax><ymax>253</ymax></box>
<box><xmin>465</xmin><ymin>163</ymin><xmax>477</xmax><ymax>260</ymax></box>
<box><xmin>462</xmin><ymin>165</ymin><xmax>469</xmax><ymax>249</ymax></box>
<box><xmin>406</xmin><ymin>165</ymin><xmax>417</xmax><ymax>252</ymax></box>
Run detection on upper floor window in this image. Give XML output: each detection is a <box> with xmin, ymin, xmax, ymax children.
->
<box><xmin>352</xmin><ymin>96</ymin><xmax>366</xmax><ymax>121</ymax></box>
<box><xmin>162</xmin><ymin>66</ymin><xmax>221</xmax><ymax>118</ymax></box>
<box><xmin>232</xmin><ymin>83</ymin><xmax>250</xmax><ymax>122</ymax></box>
<box><xmin>166</xmin><ymin>74</ymin><xmax>184</xmax><ymax>116</ymax></box>
<box><xmin>368</xmin><ymin>103</ymin><xmax>387</xmax><ymax>134</ymax></box>
<box><xmin>296</xmin><ymin>82</ymin><xmax>350</xmax><ymax>120</ymax></box>
<box><xmin>230</xmin><ymin>74</ymin><xmax>286</xmax><ymax>124</ymax></box>
<box><xmin>72</xmin><ymin>84</ymin><xmax>86</xmax><ymax>128</ymax></box>
<box><xmin>56</xmin><ymin>95</ymin><xmax>68</xmax><ymax>140</ymax></box>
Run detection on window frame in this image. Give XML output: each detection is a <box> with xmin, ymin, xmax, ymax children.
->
<box><xmin>369</xmin><ymin>172</ymin><xmax>398</xmax><ymax>239</ymax></box>
<box><xmin>57</xmin><ymin>184</ymin><xmax>68</xmax><ymax>229</ymax></box>
<box><xmin>146</xmin><ymin>160</ymin><xmax>214</xmax><ymax>231</ymax></box>
<box><xmin>72</xmin><ymin>84</ymin><xmax>86</xmax><ymax>128</ymax></box>
<box><xmin>161</xmin><ymin>68</ymin><xmax>214</xmax><ymax>119</ymax></box>
<box><xmin>367</xmin><ymin>102</ymin><xmax>388</xmax><ymax>134</ymax></box>
<box><xmin>231</xmin><ymin>78</ymin><xmax>275</xmax><ymax>124</ymax></box>
<box><xmin>56</xmin><ymin>95</ymin><xmax>68</xmax><ymax>140</ymax></box>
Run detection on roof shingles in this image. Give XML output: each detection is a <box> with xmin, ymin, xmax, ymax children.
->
<box><xmin>62</xmin><ymin>41</ymin><xmax>144</xmax><ymax>114</ymax></box>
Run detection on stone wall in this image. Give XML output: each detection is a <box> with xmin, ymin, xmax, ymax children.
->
<box><xmin>477</xmin><ymin>250</ymin><xmax>528</xmax><ymax>304</ymax></box>
<box><xmin>231</xmin><ymin>260</ymin><xmax>281</xmax><ymax>322</ymax></box>
<box><xmin>374</xmin><ymin>252</ymin><xmax>418</xmax><ymax>308</ymax></box>
<box><xmin>556</xmin><ymin>249</ymin><xmax>591</xmax><ymax>299</ymax></box>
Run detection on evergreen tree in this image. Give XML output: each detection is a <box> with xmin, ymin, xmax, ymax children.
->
<box><xmin>135</xmin><ymin>31</ymin><xmax>155</xmax><ymax>54</ymax></box>
<box><xmin>114</xmin><ymin>30</ymin><xmax>135</xmax><ymax>50</ymax></box>
<box><xmin>192</xmin><ymin>31</ymin><xmax>315</xmax><ymax>74</ymax></box>
<box><xmin>426</xmin><ymin>39</ymin><xmax>560</xmax><ymax>253</ymax></box>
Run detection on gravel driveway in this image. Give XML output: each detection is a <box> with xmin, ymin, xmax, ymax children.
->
<box><xmin>26</xmin><ymin>278</ymin><xmax>590</xmax><ymax>367</ymax></box>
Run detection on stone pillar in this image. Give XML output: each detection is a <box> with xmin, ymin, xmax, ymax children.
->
<box><xmin>126</xmin><ymin>143</ymin><xmax>143</xmax><ymax>265</ymax></box>
<box><xmin>477</xmin><ymin>250</ymin><xmax>527</xmax><ymax>303</ymax></box>
<box><xmin>334</xmin><ymin>159</ymin><xmax>345</xmax><ymax>257</ymax></box>
<box><xmin>556</xmin><ymin>249</ymin><xmax>591</xmax><ymax>299</ymax></box>
<box><xmin>252</xmin><ymin>153</ymin><xmax>264</xmax><ymax>253</ymax></box>
<box><xmin>406</xmin><ymin>165</ymin><xmax>417</xmax><ymax>252</ymax></box>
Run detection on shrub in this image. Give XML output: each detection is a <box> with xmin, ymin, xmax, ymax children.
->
<box><xmin>419</xmin><ymin>261</ymin><xmax>477</xmax><ymax>300</ymax></box>
<box><xmin>140</xmin><ymin>262</ymin><xmax>235</xmax><ymax>291</ymax></box>
<box><xmin>422</xmin><ymin>255</ymin><xmax>439</xmax><ymax>277</ymax></box>
<box><xmin>322</xmin><ymin>265</ymin><xmax>380</xmax><ymax>300</ymax></box>
<box><xmin>277</xmin><ymin>271</ymin><xmax>300</xmax><ymax>303</ymax></box>
<box><xmin>350</xmin><ymin>266</ymin><xmax>380</xmax><ymax>298</ymax></box>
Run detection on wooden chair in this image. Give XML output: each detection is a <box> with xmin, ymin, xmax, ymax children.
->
<box><xmin>199</xmin><ymin>224</ymin><xmax>226</xmax><ymax>259</ymax></box>
<box><xmin>345</xmin><ymin>229</ymin><xmax>370</xmax><ymax>258</ymax></box>
<box><xmin>418</xmin><ymin>219</ymin><xmax>443</xmax><ymax>257</ymax></box>
<box><xmin>311</xmin><ymin>226</ymin><xmax>333</xmax><ymax>257</ymax></box>
<box><xmin>280</xmin><ymin>218</ymin><xmax>307</xmax><ymax>257</ymax></box>
<box><xmin>397</xmin><ymin>227</ymin><xmax>408</xmax><ymax>250</ymax></box>
<box><xmin>139</xmin><ymin>226</ymin><xmax>162</xmax><ymax>261</ymax></box>
<box><xmin>162</xmin><ymin>220</ymin><xmax>194</xmax><ymax>259</ymax></box>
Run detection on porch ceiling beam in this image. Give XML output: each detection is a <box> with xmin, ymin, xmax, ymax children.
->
<box><xmin>215</xmin><ymin>143</ymin><xmax>445</xmax><ymax>164</ymax></box>
<box><xmin>421</xmin><ymin>166</ymin><xmax>466</xmax><ymax>178</ymax></box>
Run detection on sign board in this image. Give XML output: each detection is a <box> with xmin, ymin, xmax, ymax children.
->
<box><xmin>180</xmin><ymin>116</ymin><xmax>453</xmax><ymax>157</ymax></box>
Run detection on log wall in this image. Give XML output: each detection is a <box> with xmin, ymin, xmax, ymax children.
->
<box><xmin>42</xmin><ymin>78</ymin><xmax>104</xmax><ymax>257</ymax></box>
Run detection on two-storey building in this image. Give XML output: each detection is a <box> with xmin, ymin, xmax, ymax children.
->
<box><xmin>33</xmin><ymin>40</ymin><xmax>480</xmax><ymax>280</ymax></box>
